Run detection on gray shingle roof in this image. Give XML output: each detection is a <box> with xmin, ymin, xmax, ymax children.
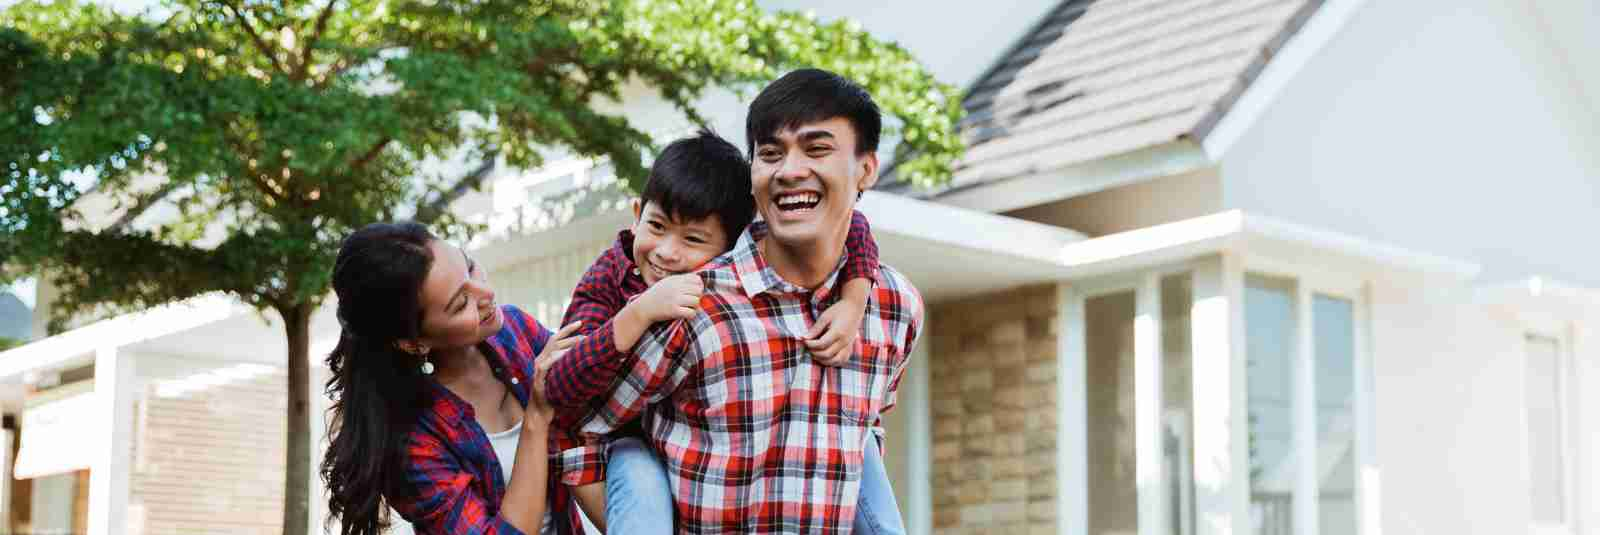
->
<box><xmin>899</xmin><ymin>0</ymin><xmax>1324</xmax><ymax>196</ymax></box>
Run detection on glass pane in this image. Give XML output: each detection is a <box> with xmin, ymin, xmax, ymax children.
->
<box><xmin>1526</xmin><ymin>335</ymin><xmax>1566</xmax><ymax>524</ymax></box>
<box><xmin>1246</xmin><ymin>275</ymin><xmax>1295</xmax><ymax>535</ymax></box>
<box><xmin>1162</xmin><ymin>274</ymin><xmax>1196</xmax><ymax>535</ymax></box>
<box><xmin>1314</xmin><ymin>295</ymin><xmax>1357</xmax><ymax>535</ymax></box>
<box><xmin>1086</xmin><ymin>291</ymin><xmax>1138</xmax><ymax>535</ymax></box>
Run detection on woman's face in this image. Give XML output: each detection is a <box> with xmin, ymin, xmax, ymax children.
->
<box><xmin>411</xmin><ymin>240</ymin><xmax>503</xmax><ymax>352</ymax></box>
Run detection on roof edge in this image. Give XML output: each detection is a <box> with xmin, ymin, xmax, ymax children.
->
<box><xmin>1196</xmin><ymin>0</ymin><xmax>1368</xmax><ymax>158</ymax></box>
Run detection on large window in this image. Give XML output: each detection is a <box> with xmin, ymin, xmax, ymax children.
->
<box><xmin>1524</xmin><ymin>335</ymin><xmax>1570</xmax><ymax>534</ymax></box>
<box><xmin>1246</xmin><ymin>274</ymin><xmax>1364</xmax><ymax>535</ymax></box>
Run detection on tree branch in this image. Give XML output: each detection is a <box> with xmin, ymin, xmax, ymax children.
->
<box><xmin>107</xmin><ymin>180</ymin><xmax>182</xmax><ymax>232</ymax></box>
<box><xmin>349</xmin><ymin>137</ymin><xmax>392</xmax><ymax>172</ymax></box>
<box><xmin>221</xmin><ymin>0</ymin><xmax>288</xmax><ymax>75</ymax></box>
<box><xmin>414</xmin><ymin>152</ymin><xmax>498</xmax><ymax>224</ymax></box>
<box><xmin>297</xmin><ymin>0</ymin><xmax>339</xmax><ymax>81</ymax></box>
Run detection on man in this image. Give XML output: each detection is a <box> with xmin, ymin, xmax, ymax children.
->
<box><xmin>578</xmin><ymin>68</ymin><xmax>923</xmax><ymax>534</ymax></box>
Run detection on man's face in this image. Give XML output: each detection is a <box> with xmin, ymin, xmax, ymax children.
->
<box><xmin>750</xmin><ymin>116</ymin><xmax>878</xmax><ymax>252</ymax></box>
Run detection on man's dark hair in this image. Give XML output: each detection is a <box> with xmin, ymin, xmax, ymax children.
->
<box><xmin>640</xmin><ymin>129</ymin><xmax>754</xmax><ymax>248</ymax></box>
<box><xmin>746</xmin><ymin>68</ymin><xmax>882</xmax><ymax>157</ymax></box>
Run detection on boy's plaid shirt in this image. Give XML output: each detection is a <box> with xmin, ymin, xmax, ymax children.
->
<box><xmin>390</xmin><ymin>304</ymin><xmax>573</xmax><ymax>535</ymax></box>
<box><xmin>573</xmin><ymin>224</ymin><xmax>923</xmax><ymax>534</ymax></box>
<box><xmin>546</xmin><ymin>212</ymin><xmax>880</xmax><ymax>488</ymax></box>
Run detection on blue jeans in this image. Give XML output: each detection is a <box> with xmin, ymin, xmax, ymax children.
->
<box><xmin>854</xmin><ymin>435</ymin><xmax>907</xmax><ymax>535</ymax></box>
<box><xmin>605</xmin><ymin>437</ymin><xmax>675</xmax><ymax>535</ymax></box>
<box><xmin>603</xmin><ymin>435</ymin><xmax>905</xmax><ymax>534</ymax></box>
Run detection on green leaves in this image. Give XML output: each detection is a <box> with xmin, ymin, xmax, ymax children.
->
<box><xmin>1</xmin><ymin>0</ymin><xmax>964</xmax><ymax>325</ymax></box>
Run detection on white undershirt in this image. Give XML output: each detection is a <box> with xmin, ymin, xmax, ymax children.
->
<box><xmin>485</xmin><ymin>419</ymin><xmax>524</xmax><ymax>484</ymax></box>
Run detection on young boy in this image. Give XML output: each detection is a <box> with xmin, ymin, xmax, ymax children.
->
<box><xmin>542</xmin><ymin>130</ymin><xmax>897</xmax><ymax>533</ymax></box>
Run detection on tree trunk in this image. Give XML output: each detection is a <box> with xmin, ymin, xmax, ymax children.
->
<box><xmin>282</xmin><ymin>303</ymin><xmax>314</xmax><ymax>535</ymax></box>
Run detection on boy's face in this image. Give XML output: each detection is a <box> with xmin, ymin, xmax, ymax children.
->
<box><xmin>750</xmin><ymin>116</ymin><xmax>878</xmax><ymax>252</ymax></box>
<box><xmin>630</xmin><ymin>200</ymin><xmax>730</xmax><ymax>286</ymax></box>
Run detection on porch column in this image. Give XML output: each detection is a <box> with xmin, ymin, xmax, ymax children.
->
<box><xmin>88</xmin><ymin>346</ymin><xmax>135</xmax><ymax>535</ymax></box>
<box><xmin>1136</xmin><ymin>273</ymin><xmax>1168</xmax><ymax>535</ymax></box>
<box><xmin>1190</xmin><ymin>255</ymin><xmax>1250</xmax><ymax>535</ymax></box>
<box><xmin>1354</xmin><ymin>285</ymin><xmax>1383</xmax><ymax>535</ymax></box>
<box><xmin>905</xmin><ymin>324</ymin><xmax>933</xmax><ymax>535</ymax></box>
<box><xmin>1057</xmin><ymin>284</ymin><xmax>1089</xmax><ymax>535</ymax></box>
<box><xmin>1294</xmin><ymin>283</ymin><xmax>1320</xmax><ymax>535</ymax></box>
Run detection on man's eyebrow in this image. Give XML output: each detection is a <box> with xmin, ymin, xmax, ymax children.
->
<box><xmin>796</xmin><ymin>131</ymin><xmax>835</xmax><ymax>143</ymax></box>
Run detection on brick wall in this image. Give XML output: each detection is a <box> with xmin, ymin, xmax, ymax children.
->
<box><xmin>928</xmin><ymin>284</ymin><xmax>1058</xmax><ymax>534</ymax></box>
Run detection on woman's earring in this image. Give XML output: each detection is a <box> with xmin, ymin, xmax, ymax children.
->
<box><xmin>418</xmin><ymin>347</ymin><xmax>434</xmax><ymax>375</ymax></box>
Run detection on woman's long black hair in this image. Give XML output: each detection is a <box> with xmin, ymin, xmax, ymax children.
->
<box><xmin>319</xmin><ymin>222</ymin><xmax>438</xmax><ymax>535</ymax></box>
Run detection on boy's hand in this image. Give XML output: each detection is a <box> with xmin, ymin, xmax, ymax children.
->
<box><xmin>806</xmin><ymin>298</ymin><xmax>864</xmax><ymax>366</ymax></box>
<box><xmin>634</xmin><ymin>273</ymin><xmax>703</xmax><ymax>322</ymax></box>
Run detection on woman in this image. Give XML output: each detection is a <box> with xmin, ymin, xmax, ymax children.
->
<box><xmin>320</xmin><ymin>222</ymin><xmax>580</xmax><ymax>535</ymax></box>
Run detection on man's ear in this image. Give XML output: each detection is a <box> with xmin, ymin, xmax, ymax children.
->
<box><xmin>631</xmin><ymin>198</ymin><xmax>644</xmax><ymax>221</ymax></box>
<box><xmin>856</xmin><ymin>152</ymin><xmax>880</xmax><ymax>193</ymax></box>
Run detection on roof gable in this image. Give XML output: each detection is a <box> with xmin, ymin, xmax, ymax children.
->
<box><xmin>940</xmin><ymin>0</ymin><xmax>1325</xmax><ymax>193</ymax></box>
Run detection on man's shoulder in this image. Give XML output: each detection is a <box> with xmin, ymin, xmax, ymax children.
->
<box><xmin>873</xmin><ymin>263</ymin><xmax>922</xmax><ymax>310</ymax></box>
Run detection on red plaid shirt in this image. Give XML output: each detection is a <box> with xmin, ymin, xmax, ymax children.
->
<box><xmin>389</xmin><ymin>305</ymin><xmax>574</xmax><ymax>535</ymax></box>
<box><xmin>573</xmin><ymin>224</ymin><xmax>923</xmax><ymax>534</ymax></box>
<box><xmin>547</xmin><ymin>211</ymin><xmax>881</xmax><ymax>488</ymax></box>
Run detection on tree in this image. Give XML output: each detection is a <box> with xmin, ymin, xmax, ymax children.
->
<box><xmin>0</xmin><ymin>1</ymin><xmax>963</xmax><ymax>533</ymax></box>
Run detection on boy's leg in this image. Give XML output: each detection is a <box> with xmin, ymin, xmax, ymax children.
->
<box><xmin>854</xmin><ymin>435</ymin><xmax>907</xmax><ymax>535</ymax></box>
<box><xmin>605</xmin><ymin>437</ymin><xmax>675</xmax><ymax>534</ymax></box>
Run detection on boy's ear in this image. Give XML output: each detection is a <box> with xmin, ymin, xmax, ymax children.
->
<box><xmin>856</xmin><ymin>152</ymin><xmax>880</xmax><ymax>193</ymax></box>
<box><xmin>631</xmin><ymin>198</ymin><xmax>643</xmax><ymax>221</ymax></box>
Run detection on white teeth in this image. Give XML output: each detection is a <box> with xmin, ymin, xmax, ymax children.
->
<box><xmin>777</xmin><ymin>193</ymin><xmax>820</xmax><ymax>207</ymax></box>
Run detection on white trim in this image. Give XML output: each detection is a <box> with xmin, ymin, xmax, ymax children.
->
<box><xmin>1057</xmin><ymin>284</ymin><xmax>1090</xmax><ymax>535</ymax></box>
<box><xmin>930</xmin><ymin>142</ymin><xmax>1210</xmax><ymax>214</ymax></box>
<box><xmin>1051</xmin><ymin>211</ymin><xmax>1481</xmax><ymax>284</ymax></box>
<box><xmin>858</xmin><ymin>190</ymin><xmax>1088</xmax><ymax>264</ymax></box>
<box><xmin>0</xmin><ymin>294</ymin><xmax>244</xmax><ymax>380</ymax></box>
<box><xmin>1200</xmin><ymin>0</ymin><xmax>1372</xmax><ymax>158</ymax></box>
<box><xmin>906</xmin><ymin>313</ymin><xmax>933</xmax><ymax>535</ymax></box>
<box><xmin>1190</xmin><ymin>254</ymin><xmax>1250</xmax><ymax>535</ymax></box>
<box><xmin>472</xmin><ymin>208</ymin><xmax>633</xmax><ymax>272</ymax></box>
<box><xmin>1354</xmin><ymin>283</ymin><xmax>1382</xmax><ymax>535</ymax></box>
<box><xmin>1521</xmin><ymin>332</ymin><xmax>1578</xmax><ymax>535</ymax></box>
<box><xmin>1135</xmin><ymin>273</ymin><xmax>1168</xmax><ymax>535</ymax></box>
<box><xmin>1292</xmin><ymin>282</ymin><xmax>1320</xmax><ymax>535</ymax></box>
<box><xmin>87</xmin><ymin>346</ymin><xmax>135</xmax><ymax>535</ymax></box>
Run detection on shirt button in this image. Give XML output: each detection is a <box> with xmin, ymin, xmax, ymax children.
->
<box><xmin>510</xmin><ymin>377</ymin><xmax>520</xmax><ymax>385</ymax></box>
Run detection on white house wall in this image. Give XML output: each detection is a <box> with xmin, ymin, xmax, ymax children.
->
<box><xmin>1366</xmin><ymin>292</ymin><xmax>1529</xmax><ymax>535</ymax></box>
<box><xmin>1219</xmin><ymin>0</ymin><xmax>1600</xmax><ymax>288</ymax></box>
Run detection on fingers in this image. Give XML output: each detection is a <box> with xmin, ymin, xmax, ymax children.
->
<box><xmin>538</xmin><ymin>348</ymin><xmax>569</xmax><ymax>372</ymax></box>
<box><xmin>805</xmin><ymin>315</ymin><xmax>828</xmax><ymax>339</ymax></box>
<box><xmin>552</xmin><ymin>322</ymin><xmax>583</xmax><ymax>342</ymax></box>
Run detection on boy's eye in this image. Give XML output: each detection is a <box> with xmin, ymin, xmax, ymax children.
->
<box><xmin>686</xmin><ymin>236</ymin><xmax>706</xmax><ymax>245</ymax></box>
<box><xmin>648</xmin><ymin>221</ymin><xmax>665</xmax><ymax>232</ymax></box>
<box><xmin>806</xmin><ymin>146</ymin><xmax>832</xmax><ymax>156</ymax></box>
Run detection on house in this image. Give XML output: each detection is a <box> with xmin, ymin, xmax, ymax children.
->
<box><xmin>1</xmin><ymin>0</ymin><xmax>1596</xmax><ymax>534</ymax></box>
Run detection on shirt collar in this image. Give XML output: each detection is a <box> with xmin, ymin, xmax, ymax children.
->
<box><xmin>731</xmin><ymin>222</ymin><xmax>848</xmax><ymax>304</ymax></box>
<box><xmin>422</xmin><ymin>310</ymin><xmax>529</xmax><ymax>428</ymax></box>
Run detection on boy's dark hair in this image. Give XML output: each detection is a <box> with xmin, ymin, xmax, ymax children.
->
<box><xmin>746</xmin><ymin>68</ymin><xmax>882</xmax><ymax>157</ymax></box>
<box><xmin>640</xmin><ymin>129</ymin><xmax>754</xmax><ymax>247</ymax></box>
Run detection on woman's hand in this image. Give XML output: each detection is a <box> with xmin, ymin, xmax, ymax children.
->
<box><xmin>529</xmin><ymin>323</ymin><xmax>582</xmax><ymax>426</ymax></box>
